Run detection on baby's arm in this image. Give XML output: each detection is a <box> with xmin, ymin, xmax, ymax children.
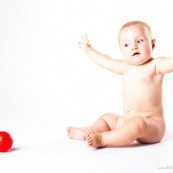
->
<box><xmin>78</xmin><ymin>35</ymin><xmax>126</xmax><ymax>75</ymax></box>
<box><xmin>155</xmin><ymin>56</ymin><xmax>173</xmax><ymax>74</ymax></box>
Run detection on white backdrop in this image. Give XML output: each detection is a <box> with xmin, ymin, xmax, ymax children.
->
<box><xmin>0</xmin><ymin>0</ymin><xmax>173</xmax><ymax>145</ymax></box>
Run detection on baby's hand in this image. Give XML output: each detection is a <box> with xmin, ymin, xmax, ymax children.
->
<box><xmin>78</xmin><ymin>35</ymin><xmax>93</xmax><ymax>55</ymax></box>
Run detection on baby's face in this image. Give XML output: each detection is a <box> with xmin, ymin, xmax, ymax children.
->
<box><xmin>119</xmin><ymin>24</ymin><xmax>154</xmax><ymax>65</ymax></box>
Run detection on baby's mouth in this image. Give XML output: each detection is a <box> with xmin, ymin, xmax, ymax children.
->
<box><xmin>132</xmin><ymin>52</ymin><xmax>140</xmax><ymax>56</ymax></box>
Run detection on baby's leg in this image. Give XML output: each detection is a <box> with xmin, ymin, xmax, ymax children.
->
<box><xmin>67</xmin><ymin>113</ymin><xmax>121</xmax><ymax>140</ymax></box>
<box><xmin>67</xmin><ymin>127</ymin><xmax>93</xmax><ymax>140</ymax></box>
<box><xmin>87</xmin><ymin>116</ymin><xmax>165</xmax><ymax>148</ymax></box>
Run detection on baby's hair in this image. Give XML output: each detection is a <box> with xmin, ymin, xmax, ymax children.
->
<box><xmin>119</xmin><ymin>20</ymin><xmax>153</xmax><ymax>39</ymax></box>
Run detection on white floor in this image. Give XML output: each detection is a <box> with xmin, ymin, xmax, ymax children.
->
<box><xmin>1</xmin><ymin>1</ymin><xmax>173</xmax><ymax>173</ymax></box>
<box><xmin>0</xmin><ymin>130</ymin><xmax>173</xmax><ymax>173</ymax></box>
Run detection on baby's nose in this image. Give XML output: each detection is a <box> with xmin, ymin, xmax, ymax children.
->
<box><xmin>132</xmin><ymin>44</ymin><xmax>138</xmax><ymax>50</ymax></box>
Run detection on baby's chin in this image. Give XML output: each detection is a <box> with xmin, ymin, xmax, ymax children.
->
<box><xmin>127</xmin><ymin>57</ymin><xmax>152</xmax><ymax>66</ymax></box>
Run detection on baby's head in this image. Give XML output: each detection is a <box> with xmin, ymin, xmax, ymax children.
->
<box><xmin>118</xmin><ymin>21</ymin><xmax>153</xmax><ymax>41</ymax></box>
<box><xmin>118</xmin><ymin>21</ymin><xmax>156</xmax><ymax>65</ymax></box>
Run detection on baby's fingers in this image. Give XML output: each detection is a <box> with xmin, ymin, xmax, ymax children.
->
<box><xmin>81</xmin><ymin>35</ymin><xmax>89</xmax><ymax>45</ymax></box>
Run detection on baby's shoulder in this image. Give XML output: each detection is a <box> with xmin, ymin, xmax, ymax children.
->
<box><xmin>146</xmin><ymin>57</ymin><xmax>164</xmax><ymax>67</ymax></box>
<box><xmin>150</xmin><ymin>57</ymin><xmax>169</xmax><ymax>68</ymax></box>
<box><xmin>152</xmin><ymin>56</ymin><xmax>167</xmax><ymax>63</ymax></box>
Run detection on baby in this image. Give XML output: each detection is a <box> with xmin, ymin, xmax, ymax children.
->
<box><xmin>67</xmin><ymin>20</ymin><xmax>173</xmax><ymax>148</ymax></box>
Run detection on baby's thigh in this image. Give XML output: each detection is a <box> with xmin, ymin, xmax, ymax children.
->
<box><xmin>116</xmin><ymin>116</ymin><xmax>126</xmax><ymax>129</ymax></box>
<box><xmin>101</xmin><ymin>113</ymin><xmax>124</xmax><ymax>130</ymax></box>
<box><xmin>136</xmin><ymin>117</ymin><xmax>165</xmax><ymax>144</ymax></box>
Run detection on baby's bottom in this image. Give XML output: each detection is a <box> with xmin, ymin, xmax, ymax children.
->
<box><xmin>67</xmin><ymin>113</ymin><xmax>165</xmax><ymax>148</ymax></box>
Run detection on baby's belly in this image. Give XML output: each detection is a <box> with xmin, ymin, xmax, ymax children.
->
<box><xmin>123</xmin><ymin>103</ymin><xmax>164</xmax><ymax>120</ymax></box>
<box><xmin>123</xmin><ymin>91</ymin><xmax>163</xmax><ymax>119</ymax></box>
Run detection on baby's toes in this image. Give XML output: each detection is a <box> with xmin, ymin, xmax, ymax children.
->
<box><xmin>86</xmin><ymin>136</ymin><xmax>93</xmax><ymax>146</ymax></box>
<box><xmin>67</xmin><ymin>127</ymin><xmax>72</xmax><ymax>138</ymax></box>
<box><xmin>83</xmin><ymin>134</ymin><xmax>89</xmax><ymax>140</ymax></box>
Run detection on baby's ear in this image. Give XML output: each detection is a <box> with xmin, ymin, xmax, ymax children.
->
<box><xmin>152</xmin><ymin>39</ymin><xmax>156</xmax><ymax>50</ymax></box>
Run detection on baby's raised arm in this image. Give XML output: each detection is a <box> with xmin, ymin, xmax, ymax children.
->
<box><xmin>78</xmin><ymin>35</ymin><xmax>126</xmax><ymax>75</ymax></box>
<box><xmin>155</xmin><ymin>56</ymin><xmax>173</xmax><ymax>74</ymax></box>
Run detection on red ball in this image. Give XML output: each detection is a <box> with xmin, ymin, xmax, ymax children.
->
<box><xmin>0</xmin><ymin>131</ymin><xmax>13</xmax><ymax>152</ymax></box>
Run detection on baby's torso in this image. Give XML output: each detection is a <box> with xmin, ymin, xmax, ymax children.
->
<box><xmin>122</xmin><ymin>58</ymin><xmax>164</xmax><ymax>120</ymax></box>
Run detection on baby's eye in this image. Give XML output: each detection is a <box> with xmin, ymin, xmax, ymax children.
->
<box><xmin>124</xmin><ymin>43</ymin><xmax>129</xmax><ymax>47</ymax></box>
<box><xmin>137</xmin><ymin>39</ymin><xmax>143</xmax><ymax>44</ymax></box>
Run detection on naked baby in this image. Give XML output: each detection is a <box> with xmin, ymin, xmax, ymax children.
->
<box><xmin>67</xmin><ymin>20</ymin><xmax>173</xmax><ymax>148</ymax></box>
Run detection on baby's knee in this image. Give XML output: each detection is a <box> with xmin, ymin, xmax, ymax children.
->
<box><xmin>100</xmin><ymin>113</ymin><xmax>115</xmax><ymax>120</ymax></box>
<box><xmin>129</xmin><ymin>116</ymin><xmax>147</xmax><ymax>133</ymax></box>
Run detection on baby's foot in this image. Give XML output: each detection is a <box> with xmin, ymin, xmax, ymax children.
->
<box><xmin>86</xmin><ymin>133</ymin><xmax>105</xmax><ymax>148</ymax></box>
<box><xmin>67</xmin><ymin>127</ymin><xmax>93</xmax><ymax>140</ymax></box>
